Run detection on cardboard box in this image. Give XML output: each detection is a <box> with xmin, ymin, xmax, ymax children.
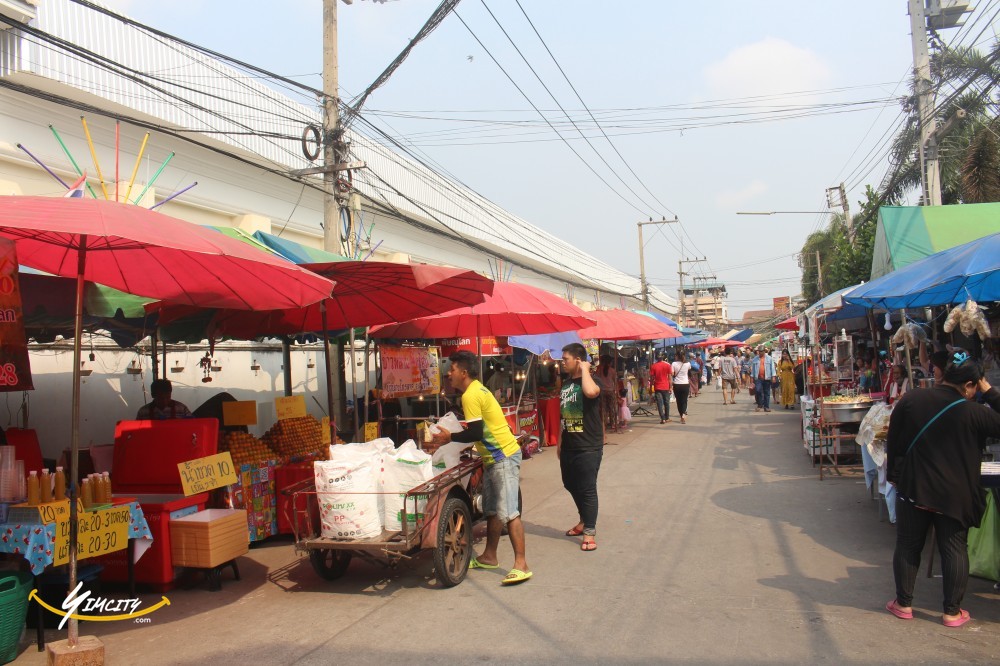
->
<box><xmin>169</xmin><ymin>509</ymin><xmax>249</xmax><ymax>569</ymax></box>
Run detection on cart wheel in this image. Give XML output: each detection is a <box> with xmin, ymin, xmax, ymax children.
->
<box><xmin>310</xmin><ymin>549</ymin><xmax>352</xmax><ymax>581</ymax></box>
<box><xmin>434</xmin><ymin>497</ymin><xmax>473</xmax><ymax>587</ymax></box>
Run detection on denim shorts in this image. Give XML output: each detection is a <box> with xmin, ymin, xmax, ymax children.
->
<box><xmin>483</xmin><ymin>450</ymin><xmax>521</xmax><ymax>524</ymax></box>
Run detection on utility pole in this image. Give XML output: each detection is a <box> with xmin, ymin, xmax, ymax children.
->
<box><xmin>678</xmin><ymin>257</ymin><xmax>707</xmax><ymax>327</ymax></box>
<box><xmin>692</xmin><ymin>275</ymin><xmax>718</xmax><ymax>330</ymax></box>
<box><xmin>637</xmin><ymin>217</ymin><xmax>678</xmax><ymax>311</ymax></box>
<box><xmin>826</xmin><ymin>182</ymin><xmax>851</xmax><ymax>236</ymax></box>
<box><xmin>908</xmin><ymin>0</ymin><xmax>971</xmax><ymax>206</ymax></box>
<box><xmin>323</xmin><ymin>0</ymin><xmax>345</xmax><ymax>253</ymax></box>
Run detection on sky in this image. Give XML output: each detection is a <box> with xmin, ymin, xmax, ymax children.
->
<box><xmin>96</xmin><ymin>0</ymin><xmax>996</xmax><ymax>319</ymax></box>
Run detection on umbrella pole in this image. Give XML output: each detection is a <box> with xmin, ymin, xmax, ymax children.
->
<box><xmin>151</xmin><ymin>328</ymin><xmax>159</xmax><ymax>379</ymax></box>
<box><xmin>282</xmin><ymin>338</ymin><xmax>292</xmax><ymax>397</ymax></box>
<box><xmin>68</xmin><ymin>239</ymin><xmax>88</xmax><ymax>647</ymax></box>
<box><xmin>363</xmin><ymin>331</ymin><xmax>371</xmax><ymax>429</ymax></box>
<box><xmin>349</xmin><ymin>327</ymin><xmax>358</xmax><ymax>436</ymax></box>
<box><xmin>161</xmin><ymin>340</ymin><xmax>167</xmax><ymax>380</ymax></box>
<box><xmin>900</xmin><ymin>309</ymin><xmax>915</xmax><ymax>387</ymax></box>
<box><xmin>514</xmin><ymin>355</ymin><xmax>533</xmax><ymax>417</ymax></box>
<box><xmin>320</xmin><ymin>302</ymin><xmax>336</xmax><ymax>443</ymax></box>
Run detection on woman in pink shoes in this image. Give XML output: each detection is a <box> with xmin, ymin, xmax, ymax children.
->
<box><xmin>885</xmin><ymin>351</ymin><xmax>1000</xmax><ymax>627</ymax></box>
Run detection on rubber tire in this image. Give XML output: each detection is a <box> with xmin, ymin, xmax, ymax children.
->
<box><xmin>310</xmin><ymin>549</ymin><xmax>352</xmax><ymax>581</ymax></box>
<box><xmin>433</xmin><ymin>497</ymin><xmax>473</xmax><ymax>588</ymax></box>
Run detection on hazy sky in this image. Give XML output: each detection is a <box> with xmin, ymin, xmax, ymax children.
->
<box><xmin>97</xmin><ymin>0</ymin><xmax>991</xmax><ymax>318</ymax></box>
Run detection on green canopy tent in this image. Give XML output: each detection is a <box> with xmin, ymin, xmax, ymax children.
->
<box><xmin>872</xmin><ymin>203</ymin><xmax>1000</xmax><ymax>279</ymax></box>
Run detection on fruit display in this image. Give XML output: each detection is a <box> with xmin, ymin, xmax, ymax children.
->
<box><xmin>221</xmin><ymin>431</ymin><xmax>277</xmax><ymax>466</ymax></box>
<box><xmin>262</xmin><ymin>415</ymin><xmax>326</xmax><ymax>459</ymax></box>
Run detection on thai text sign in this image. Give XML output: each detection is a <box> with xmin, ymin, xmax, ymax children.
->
<box><xmin>275</xmin><ymin>395</ymin><xmax>307</xmax><ymax>420</ymax></box>
<box><xmin>380</xmin><ymin>346</ymin><xmax>441</xmax><ymax>398</ymax></box>
<box><xmin>178</xmin><ymin>452</ymin><xmax>238</xmax><ymax>496</ymax></box>
<box><xmin>0</xmin><ymin>238</ymin><xmax>32</xmax><ymax>391</ymax></box>
<box><xmin>439</xmin><ymin>336</ymin><xmax>511</xmax><ymax>357</ymax></box>
<box><xmin>54</xmin><ymin>504</ymin><xmax>130</xmax><ymax>565</ymax></box>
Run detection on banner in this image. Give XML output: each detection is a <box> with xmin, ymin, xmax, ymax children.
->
<box><xmin>380</xmin><ymin>346</ymin><xmax>441</xmax><ymax>398</ymax></box>
<box><xmin>439</xmin><ymin>336</ymin><xmax>511</xmax><ymax>357</ymax></box>
<box><xmin>0</xmin><ymin>238</ymin><xmax>32</xmax><ymax>391</ymax></box>
<box><xmin>772</xmin><ymin>296</ymin><xmax>790</xmax><ymax>316</ymax></box>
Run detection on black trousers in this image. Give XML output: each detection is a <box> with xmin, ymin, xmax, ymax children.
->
<box><xmin>673</xmin><ymin>384</ymin><xmax>690</xmax><ymax>417</ymax></box>
<box><xmin>893</xmin><ymin>496</ymin><xmax>970</xmax><ymax>615</ymax></box>
<box><xmin>560</xmin><ymin>447</ymin><xmax>603</xmax><ymax>535</ymax></box>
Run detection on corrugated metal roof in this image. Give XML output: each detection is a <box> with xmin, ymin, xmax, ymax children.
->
<box><xmin>6</xmin><ymin>0</ymin><xmax>674</xmax><ymax>310</ymax></box>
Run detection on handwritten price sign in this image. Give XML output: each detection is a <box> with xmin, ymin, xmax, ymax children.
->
<box><xmin>54</xmin><ymin>504</ymin><xmax>130</xmax><ymax>565</ymax></box>
<box><xmin>177</xmin><ymin>452</ymin><xmax>238</xmax><ymax>496</ymax></box>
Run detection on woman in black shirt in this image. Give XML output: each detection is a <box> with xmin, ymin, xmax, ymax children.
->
<box><xmin>885</xmin><ymin>351</ymin><xmax>1000</xmax><ymax>627</ymax></box>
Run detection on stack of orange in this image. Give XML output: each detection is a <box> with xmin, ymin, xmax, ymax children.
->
<box><xmin>221</xmin><ymin>431</ymin><xmax>277</xmax><ymax>466</ymax></box>
<box><xmin>262</xmin><ymin>415</ymin><xmax>325</xmax><ymax>459</ymax></box>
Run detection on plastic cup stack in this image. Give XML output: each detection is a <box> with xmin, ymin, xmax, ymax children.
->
<box><xmin>0</xmin><ymin>446</ymin><xmax>15</xmax><ymax>502</ymax></box>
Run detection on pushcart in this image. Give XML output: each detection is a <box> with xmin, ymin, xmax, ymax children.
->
<box><xmin>286</xmin><ymin>453</ymin><xmax>486</xmax><ymax>588</ymax></box>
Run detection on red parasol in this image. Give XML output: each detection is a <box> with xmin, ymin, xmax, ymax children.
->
<box><xmin>0</xmin><ymin>196</ymin><xmax>335</xmax><ymax>645</ymax></box>
<box><xmin>690</xmin><ymin>337</ymin><xmax>730</xmax><ymax>348</ymax></box>
<box><xmin>575</xmin><ymin>309</ymin><xmax>681</xmax><ymax>341</ymax></box>
<box><xmin>152</xmin><ymin>261</ymin><xmax>495</xmax><ymax>336</ymax></box>
<box><xmin>370</xmin><ymin>282</ymin><xmax>595</xmax><ymax>338</ymax></box>
<box><xmin>775</xmin><ymin>316</ymin><xmax>799</xmax><ymax>330</ymax></box>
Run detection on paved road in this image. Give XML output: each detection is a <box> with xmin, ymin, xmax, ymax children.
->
<box><xmin>15</xmin><ymin>389</ymin><xmax>1000</xmax><ymax>664</ymax></box>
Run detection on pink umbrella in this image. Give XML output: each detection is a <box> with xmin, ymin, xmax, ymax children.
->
<box><xmin>0</xmin><ymin>196</ymin><xmax>334</xmax><ymax>645</ymax></box>
<box><xmin>370</xmin><ymin>282</ymin><xmax>596</xmax><ymax>338</ymax></box>
<box><xmin>576</xmin><ymin>309</ymin><xmax>681</xmax><ymax>341</ymax></box>
<box><xmin>775</xmin><ymin>316</ymin><xmax>799</xmax><ymax>331</ymax></box>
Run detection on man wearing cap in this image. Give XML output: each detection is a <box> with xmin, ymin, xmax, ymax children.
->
<box><xmin>750</xmin><ymin>347</ymin><xmax>777</xmax><ymax>412</ymax></box>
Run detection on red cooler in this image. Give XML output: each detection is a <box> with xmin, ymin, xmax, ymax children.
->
<box><xmin>96</xmin><ymin>419</ymin><xmax>218</xmax><ymax>589</ymax></box>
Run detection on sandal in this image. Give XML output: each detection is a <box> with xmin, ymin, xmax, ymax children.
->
<box><xmin>885</xmin><ymin>599</ymin><xmax>913</xmax><ymax>620</ymax></box>
<box><xmin>565</xmin><ymin>526</ymin><xmax>585</xmax><ymax>537</ymax></box>
<box><xmin>581</xmin><ymin>539</ymin><xmax>597</xmax><ymax>551</ymax></box>
<box><xmin>943</xmin><ymin>609</ymin><xmax>971</xmax><ymax>627</ymax></box>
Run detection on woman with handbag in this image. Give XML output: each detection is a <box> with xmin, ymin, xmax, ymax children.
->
<box><xmin>885</xmin><ymin>351</ymin><xmax>1000</xmax><ymax>627</ymax></box>
<box><xmin>671</xmin><ymin>350</ymin><xmax>691</xmax><ymax>424</ymax></box>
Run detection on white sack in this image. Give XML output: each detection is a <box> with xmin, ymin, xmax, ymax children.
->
<box><xmin>315</xmin><ymin>451</ymin><xmax>382</xmax><ymax>539</ymax></box>
<box><xmin>431</xmin><ymin>441</ymin><xmax>473</xmax><ymax>472</ymax></box>
<box><xmin>382</xmin><ymin>440</ymin><xmax>434</xmax><ymax>532</ymax></box>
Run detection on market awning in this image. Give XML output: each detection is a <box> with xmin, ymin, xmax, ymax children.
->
<box><xmin>632</xmin><ymin>310</ymin><xmax>679</xmax><ymax>328</ymax></box>
<box><xmin>252</xmin><ymin>230</ymin><xmax>348</xmax><ymax>264</ymax></box>
<box><xmin>775</xmin><ymin>317</ymin><xmax>798</xmax><ymax>330</ymax></box>
<box><xmin>845</xmin><ymin>232</ymin><xmax>1000</xmax><ymax>309</ymax></box>
<box><xmin>871</xmin><ymin>204</ymin><xmax>1000</xmax><ymax>279</ymax></box>
<box><xmin>576</xmin><ymin>309</ymin><xmax>681</xmax><ymax>341</ymax></box>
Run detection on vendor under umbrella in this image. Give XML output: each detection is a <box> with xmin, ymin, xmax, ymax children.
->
<box><xmin>136</xmin><ymin>378</ymin><xmax>191</xmax><ymax>420</ymax></box>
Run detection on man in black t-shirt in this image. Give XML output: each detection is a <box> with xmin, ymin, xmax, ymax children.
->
<box><xmin>559</xmin><ymin>342</ymin><xmax>603</xmax><ymax>551</ymax></box>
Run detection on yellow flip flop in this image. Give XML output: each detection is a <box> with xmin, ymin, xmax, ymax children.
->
<box><xmin>501</xmin><ymin>568</ymin><xmax>533</xmax><ymax>585</ymax></box>
<box><xmin>469</xmin><ymin>557</ymin><xmax>499</xmax><ymax>570</ymax></box>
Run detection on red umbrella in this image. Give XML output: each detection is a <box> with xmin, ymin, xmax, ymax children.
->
<box><xmin>691</xmin><ymin>337</ymin><xmax>730</xmax><ymax>348</ymax></box>
<box><xmin>576</xmin><ymin>309</ymin><xmax>681</xmax><ymax>341</ymax></box>
<box><xmin>152</xmin><ymin>261</ymin><xmax>495</xmax><ymax>336</ymax></box>
<box><xmin>0</xmin><ymin>196</ymin><xmax>335</xmax><ymax>645</ymax></box>
<box><xmin>370</xmin><ymin>282</ymin><xmax>595</xmax><ymax>338</ymax></box>
<box><xmin>0</xmin><ymin>197</ymin><xmax>333</xmax><ymax>310</ymax></box>
<box><xmin>775</xmin><ymin>316</ymin><xmax>799</xmax><ymax>330</ymax></box>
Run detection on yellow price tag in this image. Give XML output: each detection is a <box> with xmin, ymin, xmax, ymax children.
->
<box><xmin>76</xmin><ymin>505</ymin><xmax>130</xmax><ymax>559</ymax></box>
<box><xmin>177</xmin><ymin>452</ymin><xmax>238</xmax><ymax>496</ymax></box>
<box><xmin>321</xmin><ymin>416</ymin><xmax>332</xmax><ymax>445</ymax></box>
<box><xmin>364</xmin><ymin>421</ymin><xmax>379</xmax><ymax>442</ymax></box>
<box><xmin>275</xmin><ymin>395</ymin><xmax>307</xmax><ymax>420</ymax></box>
<box><xmin>222</xmin><ymin>400</ymin><xmax>258</xmax><ymax>426</ymax></box>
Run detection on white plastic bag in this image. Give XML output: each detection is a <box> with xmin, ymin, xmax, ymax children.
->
<box><xmin>315</xmin><ymin>451</ymin><xmax>382</xmax><ymax>539</ymax></box>
<box><xmin>431</xmin><ymin>441</ymin><xmax>473</xmax><ymax>472</ymax></box>
<box><xmin>381</xmin><ymin>440</ymin><xmax>434</xmax><ymax>532</ymax></box>
<box><xmin>429</xmin><ymin>412</ymin><xmax>463</xmax><ymax>438</ymax></box>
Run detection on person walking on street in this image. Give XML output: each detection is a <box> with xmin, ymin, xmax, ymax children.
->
<box><xmin>885</xmin><ymin>351</ymin><xmax>1000</xmax><ymax>627</ymax></box>
<box><xmin>649</xmin><ymin>352</ymin><xmax>673</xmax><ymax>423</ymax></box>
<box><xmin>751</xmin><ymin>347</ymin><xmax>777</xmax><ymax>412</ymax></box>
<box><xmin>740</xmin><ymin>351</ymin><xmax>752</xmax><ymax>389</ymax></box>
<box><xmin>558</xmin><ymin>343</ymin><xmax>604</xmax><ymax>552</ymax></box>
<box><xmin>778</xmin><ymin>349</ymin><xmax>796</xmax><ymax>409</ymax></box>
<box><xmin>671</xmin><ymin>350</ymin><xmax>691</xmax><ymax>424</ymax></box>
<box><xmin>429</xmin><ymin>351</ymin><xmax>531</xmax><ymax>585</ymax></box>
<box><xmin>688</xmin><ymin>354</ymin><xmax>701</xmax><ymax>398</ymax></box>
<box><xmin>718</xmin><ymin>348</ymin><xmax>740</xmax><ymax>405</ymax></box>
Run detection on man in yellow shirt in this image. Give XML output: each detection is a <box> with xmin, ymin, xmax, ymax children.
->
<box><xmin>429</xmin><ymin>350</ymin><xmax>531</xmax><ymax>585</ymax></box>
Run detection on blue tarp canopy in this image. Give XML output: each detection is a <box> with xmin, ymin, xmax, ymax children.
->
<box><xmin>845</xmin><ymin>232</ymin><xmax>1000</xmax><ymax>309</ymax></box>
<box><xmin>727</xmin><ymin>328</ymin><xmax>754</xmax><ymax>342</ymax></box>
<box><xmin>509</xmin><ymin>331</ymin><xmax>584</xmax><ymax>355</ymax></box>
<box><xmin>632</xmin><ymin>310</ymin><xmax>679</xmax><ymax>328</ymax></box>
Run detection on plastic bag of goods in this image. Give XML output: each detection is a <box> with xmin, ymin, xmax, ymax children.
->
<box><xmin>430</xmin><ymin>412</ymin><xmax>464</xmax><ymax>437</ymax></box>
<box><xmin>432</xmin><ymin>441</ymin><xmax>473</xmax><ymax>472</ymax></box>
<box><xmin>330</xmin><ymin>437</ymin><xmax>394</xmax><ymax>461</ymax></box>
<box><xmin>314</xmin><ymin>449</ymin><xmax>382</xmax><ymax>540</ymax></box>
<box><xmin>382</xmin><ymin>440</ymin><xmax>434</xmax><ymax>532</ymax></box>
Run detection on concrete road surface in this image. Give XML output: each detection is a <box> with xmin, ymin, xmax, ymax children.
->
<box><xmin>13</xmin><ymin>390</ymin><xmax>1000</xmax><ymax>664</ymax></box>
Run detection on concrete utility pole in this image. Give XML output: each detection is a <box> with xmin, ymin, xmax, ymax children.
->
<box><xmin>815</xmin><ymin>250</ymin><xmax>824</xmax><ymax>298</ymax></box>
<box><xmin>636</xmin><ymin>217</ymin><xmax>678</xmax><ymax>311</ymax></box>
<box><xmin>323</xmin><ymin>0</ymin><xmax>347</xmax><ymax>253</ymax></box>
<box><xmin>826</xmin><ymin>182</ymin><xmax>851</xmax><ymax>235</ymax></box>
<box><xmin>678</xmin><ymin>256</ymin><xmax>707</xmax><ymax>327</ymax></box>
<box><xmin>908</xmin><ymin>0</ymin><xmax>972</xmax><ymax>206</ymax></box>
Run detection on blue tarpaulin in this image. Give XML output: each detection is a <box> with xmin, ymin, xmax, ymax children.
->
<box><xmin>509</xmin><ymin>331</ymin><xmax>584</xmax><ymax>355</ymax></box>
<box><xmin>846</xmin><ymin>232</ymin><xmax>1000</xmax><ymax>309</ymax></box>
